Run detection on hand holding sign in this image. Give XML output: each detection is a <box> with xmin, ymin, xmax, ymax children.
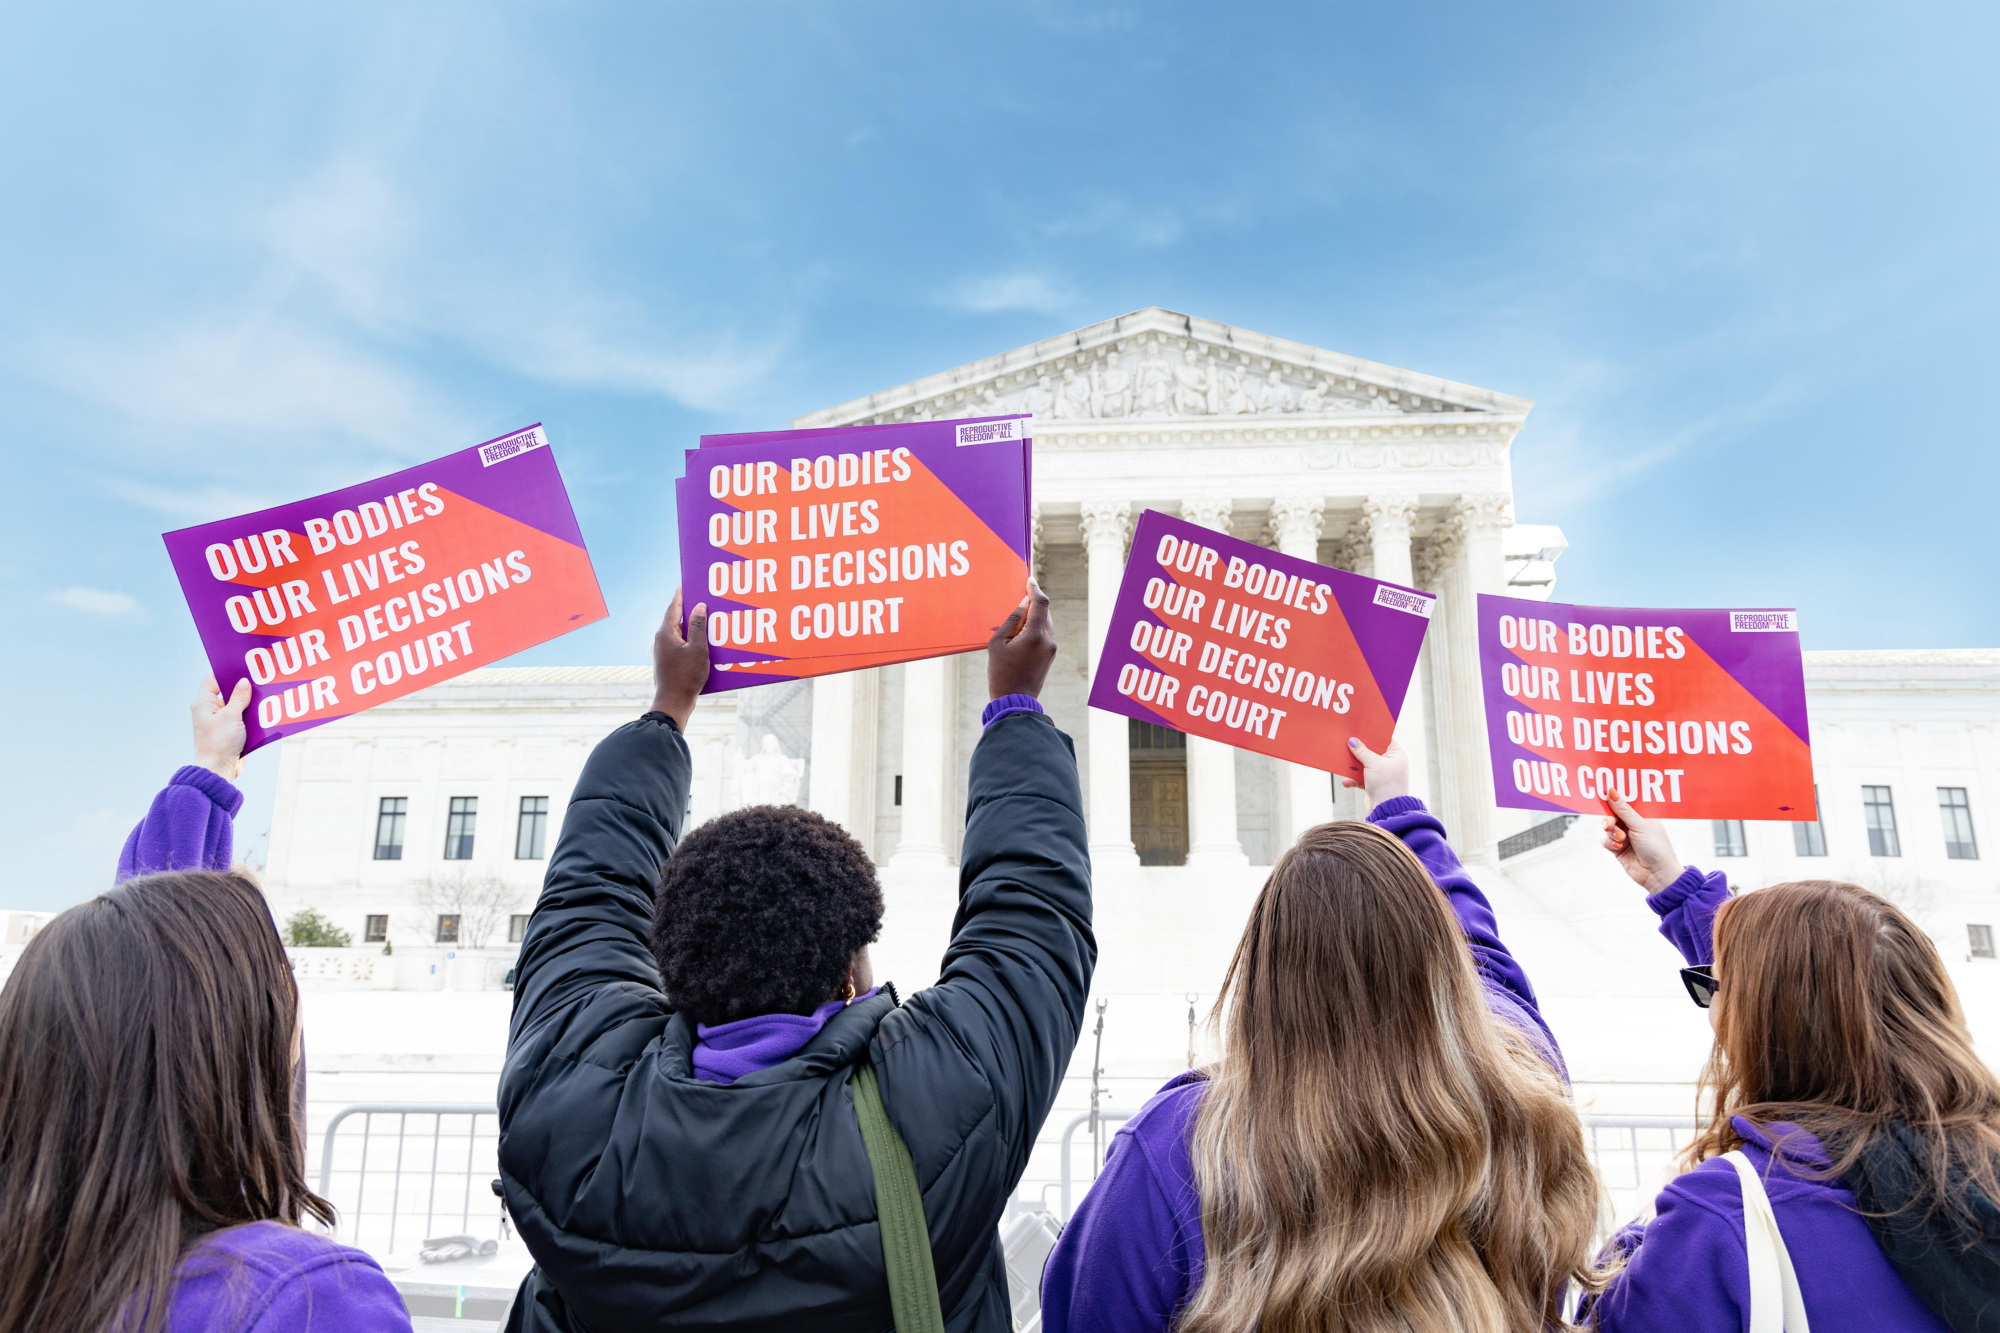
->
<box><xmin>987</xmin><ymin>579</ymin><xmax>1057</xmax><ymax>701</ymax></box>
<box><xmin>191</xmin><ymin>674</ymin><xmax>251</xmax><ymax>781</ymax></box>
<box><xmin>1602</xmin><ymin>793</ymin><xmax>1685</xmax><ymax>894</ymax></box>
<box><xmin>651</xmin><ymin>588</ymin><xmax>711</xmax><ymax>733</ymax></box>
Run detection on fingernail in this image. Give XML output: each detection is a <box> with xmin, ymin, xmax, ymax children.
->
<box><xmin>1347</xmin><ymin>737</ymin><xmax>1360</xmax><ymax>748</ymax></box>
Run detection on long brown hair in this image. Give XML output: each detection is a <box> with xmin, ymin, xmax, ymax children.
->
<box><xmin>0</xmin><ymin>871</ymin><xmax>333</xmax><ymax>1333</ymax></box>
<box><xmin>1687</xmin><ymin>879</ymin><xmax>2000</xmax><ymax>1216</ymax></box>
<box><xmin>1182</xmin><ymin>821</ymin><xmax>1602</xmax><ymax>1333</ymax></box>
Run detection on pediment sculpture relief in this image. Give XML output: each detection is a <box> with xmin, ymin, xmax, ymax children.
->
<box><xmin>875</xmin><ymin>335</ymin><xmax>1482</xmax><ymax>425</ymax></box>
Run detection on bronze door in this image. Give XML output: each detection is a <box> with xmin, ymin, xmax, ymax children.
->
<box><xmin>1130</xmin><ymin>755</ymin><xmax>1189</xmax><ymax>865</ymax></box>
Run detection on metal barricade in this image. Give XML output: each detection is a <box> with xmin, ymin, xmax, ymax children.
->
<box><xmin>1056</xmin><ymin>1109</ymin><xmax>1135</xmax><ymax>1219</ymax></box>
<box><xmin>315</xmin><ymin>1103</ymin><xmax>502</xmax><ymax>1255</ymax></box>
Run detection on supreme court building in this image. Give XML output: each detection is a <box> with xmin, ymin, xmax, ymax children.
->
<box><xmin>259</xmin><ymin>310</ymin><xmax>2000</xmax><ymax>1142</ymax></box>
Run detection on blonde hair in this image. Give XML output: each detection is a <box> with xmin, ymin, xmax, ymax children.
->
<box><xmin>1181</xmin><ymin>822</ymin><xmax>1603</xmax><ymax>1333</ymax></box>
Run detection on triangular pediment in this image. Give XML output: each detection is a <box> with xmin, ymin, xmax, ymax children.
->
<box><xmin>792</xmin><ymin>307</ymin><xmax>1531</xmax><ymax>429</ymax></box>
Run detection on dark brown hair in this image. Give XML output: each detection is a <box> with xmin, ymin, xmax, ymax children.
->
<box><xmin>1184</xmin><ymin>821</ymin><xmax>1603</xmax><ymax>1333</ymax></box>
<box><xmin>0</xmin><ymin>871</ymin><xmax>332</xmax><ymax>1333</ymax></box>
<box><xmin>1687</xmin><ymin>878</ymin><xmax>2000</xmax><ymax>1219</ymax></box>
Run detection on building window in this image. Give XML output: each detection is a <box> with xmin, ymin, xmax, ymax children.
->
<box><xmin>435</xmin><ymin>914</ymin><xmax>461</xmax><ymax>944</ymax></box>
<box><xmin>509</xmin><ymin>913</ymin><xmax>531</xmax><ymax>944</ymax></box>
<box><xmin>1793</xmin><ymin>785</ymin><xmax>1827</xmax><ymax>857</ymax></box>
<box><xmin>363</xmin><ymin>915</ymin><xmax>388</xmax><ymax>944</ymax></box>
<box><xmin>374</xmin><ymin>798</ymin><xmax>407</xmax><ymax>861</ymax></box>
<box><xmin>1939</xmin><ymin>788</ymin><xmax>1978</xmax><ymax>860</ymax></box>
<box><xmin>516</xmin><ymin>796</ymin><xmax>549</xmax><ymax>860</ymax></box>
<box><xmin>1969</xmin><ymin>924</ymin><xmax>1995</xmax><ymax>959</ymax></box>
<box><xmin>894</xmin><ymin>775</ymin><xmax>903</xmax><ymax>807</ymax></box>
<box><xmin>1712</xmin><ymin>820</ymin><xmax>1747</xmax><ymax>858</ymax></box>
<box><xmin>1864</xmin><ymin>786</ymin><xmax>1900</xmax><ymax>857</ymax></box>
<box><xmin>443</xmin><ymin>797</ymin><xmax>477</xmax><ymax>860</ymax></box>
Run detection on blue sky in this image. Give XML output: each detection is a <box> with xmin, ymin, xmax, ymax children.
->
<box><xmin>2</xmin><ymin>3</ymin><xmax>1993</xmax><ymax>908</ymax></box>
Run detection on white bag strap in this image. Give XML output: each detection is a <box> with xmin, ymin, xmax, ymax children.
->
<box><xmin>1724</xmin><ymin>1150</ymin><xmax>1812</xmax><ymax>1333</ymax></box>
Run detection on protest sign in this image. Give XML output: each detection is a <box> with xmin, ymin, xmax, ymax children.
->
<box><xmin>162</xmin><ymin>425</ymin><xmax>608</xmax><ymax>754</ymax></box>
<box><xmin>699</xmin><ymin>414</ymin><xmax>1031</xmax><ymax>451</ymax></box>
<box><xmin>1477</xmin><ymin>594</ymin><xmax>1815</xmax><ymax>820</ymax></box>
<box><xmin>1087</xmin><ymin>509</ymin><xmax>1433</xmax><ymax>779</ymax></box>
<box><xmin>675</xmin><ymin>420</ymin><xmax>1032</xmax><ymax>694</ymax></box>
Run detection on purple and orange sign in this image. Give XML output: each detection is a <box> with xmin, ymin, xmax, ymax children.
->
<box><xmin>1087</xmin><ymin>509</ymin><xmax>1433</xmax><ymax>778</ymax></box>
<box><xmin>161</xmin><ymin>425</ymin><xmax>609</xmax><ymax>754</ymax></box>
<box><xmin>1477</xmin><ymin>594</ymin><xmax>1815</xmax><ymax>819</ymax></box>
<box><xmin>674</xmin><ymin>418</ymin><xmax>1033</xmax><ymax>694</ymax></box>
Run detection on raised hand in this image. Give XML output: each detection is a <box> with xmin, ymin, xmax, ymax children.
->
<box><xmin>1341</xmin><ymin>736</ymin><xmax>1410</xmax><ymax>809</ymax></box>
<box><xmin>987</xmin><ymin>578</ymin><xmax>1057</xmax><ymax>700</ymax></box>
<box><xmin>1603</xmin><ymin>791</ymin><xmax>1683</xmax><ymax>893</ymax></box>
<box><xmin>651</xmin><ymin>588</ymin><xmax>709</xmax><ymax>732</ymax></box>
<box><xmin>192</xmin><ymin>674</ymin><xmax>252</xmax><ymax>781</ymax></box>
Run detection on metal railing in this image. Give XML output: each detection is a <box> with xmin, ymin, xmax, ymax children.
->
<box><xmin>1057</xmin><ymin>1109</ymin><xmax>1135</xmax><ymax>1219</ymax></box>
<box><xmin>315</xmin><ymin>1103</ymin><xmax>501</xmax><ymax>1255</ymax></box>
<box><xmin>1499</xmin><ymin>815</ymin><xmax>1579</xmax><ymax>860</ymax></box>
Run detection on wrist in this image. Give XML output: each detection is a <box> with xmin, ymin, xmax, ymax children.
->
<box><xmin>649</xmin><ymin>691</ymin><xmax>697</xmax><ymax>727</ymax></box>
<box><xmin>194</xmin><ymin>754</ymin><xmax>239</xmax><ymax>782</ymax></box>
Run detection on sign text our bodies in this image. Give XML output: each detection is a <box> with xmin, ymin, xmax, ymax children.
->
<box><xmin>1113</xmin><ymin>531</ymin><xmax>1357</xmax><ymax>742</ymax></box>
<box><xmin>197</xmin><ymin>481</ymin><xmax>533</xmax><ymax>729</ymax></box>
<box><xmin>702</xmin><ymin>448</ymin><xmax>976</xmax><ymax>649</ymax></box>
<box><xmin>1495</xmin><ymin>611</ymin><xmax>1757</xmax><ymax>806</ymax></box>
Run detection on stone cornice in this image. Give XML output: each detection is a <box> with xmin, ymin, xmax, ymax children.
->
<box><xmin>792</xmin><ymin>307</ymin><xmax>1533</xmax><ymax>428</ymax></box>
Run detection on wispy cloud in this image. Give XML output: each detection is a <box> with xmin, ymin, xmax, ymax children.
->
<box><xmin>48</xmin><ymin>587</ymin><xmax>138</xmax><ymax>616</ymax></box>
<box><xmin>943</xmin><ymin>271</ymin><xmax>1076</xmax><ymax>314</ymax></box>
<box><xmin>1040</xmin><ymin>193</ymin><xmax>1186</xmax><ymax>249</ymax></box>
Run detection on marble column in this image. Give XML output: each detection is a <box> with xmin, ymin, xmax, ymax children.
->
<box><xmin>1179</xmin><ymin>498</ymin><xmax>1247</xmax><ymax>869</ymax></box>
<box><xmin>1436</xmin><ymin>494</ymin><xmax>1511</xmax><ymax>864</ymax></box>
<box><xmin>1270</xmin><ymin>496</ymin><xmax>1334</xmax><ymax>845</ymax></box>
<box><xmin>1081</xmin><ymin>501</ymin><xmax>1140</xmax><ymax>866</ymax></box>
<box><xmin>1360</xmin><ymin>496</ymin><xmax>1432</xmax><ymax>807</ymax></box>
<box><xmin>808</xmin><ymin>668</ymin><xmax>880</xmax><ymax>858</ymax></box>
<box><xmin>888</xmin><ymin>657</ymin><xmax>956</xmax><ymax>869</ymax></box>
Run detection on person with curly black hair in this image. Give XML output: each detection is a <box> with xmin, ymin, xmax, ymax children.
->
<box><xmin>499</xmin><ymin>578</ymin><xmax>1093</xmax><ymax>1333</ymax></box>
<box><xmin>653</xmin><ymin>801</ymin><xmax>892</xmax><ymax>1085</ymax></box>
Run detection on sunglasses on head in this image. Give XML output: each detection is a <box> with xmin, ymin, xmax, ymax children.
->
<box><xmin>1681</xmin><ymin>966</ymin><xmax>1717</xmax><ymax>1009</ymax></box>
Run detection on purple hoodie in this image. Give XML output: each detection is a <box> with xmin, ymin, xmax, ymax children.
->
<box><xmin>163</xmin><ymin>1221</ymin><xmax>410</xmax><ymax>1332</ymax></box>
<box><xmin>1587</xmin><ymin>866</ymin><xmax>1951</xmax><ymax>1333</ymax></box>
<box><xmin>1038</xmin><ymin>796</ymin><xmax>1562</xmax><ymax>1333</ymax></box>
<box><xmin>117</xmin><ymin>764</ymin><xmax>241</xmax><ymax>882</ymax></box>
<box><xmin>692</xmin><ymin>986</ymin><xmax>885</xmax><ymax>1083</ymax></box>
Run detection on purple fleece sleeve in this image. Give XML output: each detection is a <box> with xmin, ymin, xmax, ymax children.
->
<box><xmin>1366</xmin><ymin>796</ymin><xmax>1565</xmax><ymax>1075</ymax></box>
<box><xmin>117</xmin><ymin>766</ymin><xmax>242</xmax><ymax>883</ymax></box>
<box><xmin>1040</xmin><ymin>1111</ymin><xmax>1202</xmax><ymax>1333</ymax></box>
<box><xmin>1646</xmin><ymin>866</ymin><xmax>1730</xmax><ymax>965</ymax></box>
<box><xmin>1585</xmin><ymin>1173</ymin><xmax>1750</xmax><ymax>1333</ymax></box>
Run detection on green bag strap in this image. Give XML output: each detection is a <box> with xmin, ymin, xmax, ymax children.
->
<box><xmin>852</xmin><ymin>1059</ymin><xmax>947</xmax><ymax>1333</ymax></box>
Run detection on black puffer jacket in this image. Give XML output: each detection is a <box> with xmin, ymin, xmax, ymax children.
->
<box><xmin>498</xmin><ymin>708</ymin><xmax>1094</xmax><ymax>1332</ymax></box>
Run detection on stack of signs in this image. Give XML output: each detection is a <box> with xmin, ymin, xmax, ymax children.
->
<box><xmin>162</xmin><ymin>425</ymin><xmax>609</xmax><ymax>754</ymax></box>
<box><xmin>1477</xmin><ymin>595</ymin><xmax>1815</xmax><ymax>819</ymax></box>
<box><xmin>675</xmin><ymin>417</ymin><xmax>1034</xmax><ymax>693</ymax></box>
<box><xmin>1087</xmin><ymin>509</ymin><xmax>1434</xmax><ymax>779</ymax></box>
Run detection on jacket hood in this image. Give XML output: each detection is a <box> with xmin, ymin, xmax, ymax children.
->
<box><xmin>1838</xmin><ymin>1120</ymin><xmax>2000</xmax><ymax>1333</ymax></box>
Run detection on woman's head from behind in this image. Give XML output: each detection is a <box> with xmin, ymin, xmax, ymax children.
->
<box><xmin>0</xmin><ymin>870</ymin><xmax>329</xmax><ymax>1333</ymax></box>
<box><xmin>1697</xmin><ymin>879</ymin><xmax>2000</xmax><ymax>1196</ymax></box>
<box><xmin>1184</xmin><ymin>821</ymin><xmax>1600</xmax><ymax>1333</ymax></box>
